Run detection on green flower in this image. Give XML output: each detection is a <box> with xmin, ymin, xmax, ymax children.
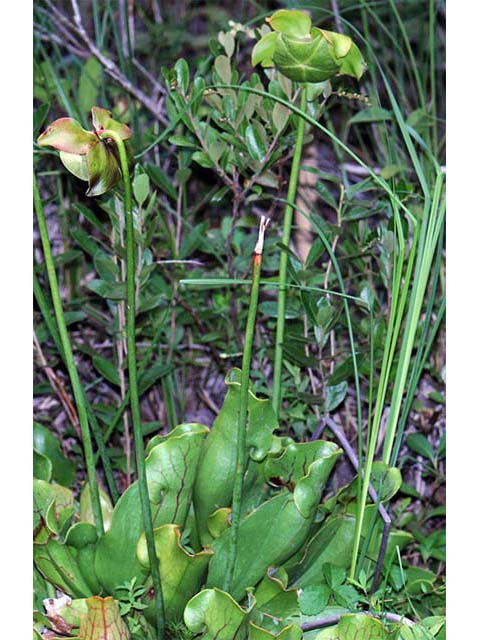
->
<box><xmin>37</xmin><ymin>106</ymin><xmax>132</xmax><ymax>197</ymax></box>
<box><xmin>251</xmin><ymin>9</ymin><xmax>366</xmax><ymax>83</ymax></box>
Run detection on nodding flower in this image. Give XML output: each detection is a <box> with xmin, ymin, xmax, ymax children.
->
<box><xmin>251</xmin><ymin>9</ymin><xmax>366</xmax><ymax>84</ymax></box>
<box><xmin>37</xmin><ymin>106</ymin><xmax>132</xmax><ymax>197</ymax></box>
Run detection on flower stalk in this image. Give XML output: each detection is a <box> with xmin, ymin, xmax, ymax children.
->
<box><xmin>33</xmin><ymin>175</ymin><xmax>104</xmax><ymax>536</ymax></box>
<box><xmin>272</xmin><ymin>87</ymin><xmax>308</xmax><ymax>416</ymax></box>
<box><xmin>99</xmin><ymin>128</ymin><xmax>166</xmax><ymax>638</ymax></box>
<box><xmin>224</xmin><ymin>216</ymin><xmax>270</xmax><ymax>593</ymax></box>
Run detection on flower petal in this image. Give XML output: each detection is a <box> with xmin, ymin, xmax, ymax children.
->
<box><xmin>266</xmin><ymin>9</ymin><xmax>311</xmax><ymax>38</ymax></box>
<box><xmin>37</xmin><ymin>118</ymin><xmax>97</xmax><ymax>154</ymax></box>
<box><xmin>86</xmin><ymin>142</ymin><xmax>121</xmax><ymax>197</ymax></box>
<box><xmin>320</xmin><ymin>29</ymin><xmax>352</xmax><ymax>59</ymax></box>
<box><xmin>273</xmin><ymin>31</ymin><xmax>340</xmax><ymax>83</ymax></box>
<box><xmin>91</xmin><ymin>106</ymin><xmax>131</xmax><ymax>140</ymax></box>
<box><xmin>251</xmin><ymin>31</ymin><xmax>278</xmax><ymax>68</ymax></box>
<box><xmin>59</xmin><ymin>151</ymin><xmax>89</xmax><ymax>181</ymax></box>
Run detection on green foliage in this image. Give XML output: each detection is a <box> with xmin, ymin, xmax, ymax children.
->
<box><xmin>33</xmin><ymin>2</ymin><xmax>445</xmax><ymax>638</ymax></box>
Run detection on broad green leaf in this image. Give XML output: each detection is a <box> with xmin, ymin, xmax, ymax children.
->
<box><xmin>348</xmin><ymin>107</ymin><xmax>392</xmax><ymax>125</ymax></box>
<box><xmin>290</xmin><ymin>505</ymin><xmax>411</xmax><ymax>589</ymax></box>
<box><xmin>288</xmin><ymin>513</ymin><xmax>357</xmax><ymax>588</ymax></box>
<box><xmin>214</xmin><ymin>55</ymin><xmax>232</xmax><ymax>84</ymax></box>
<box><xmin>33</xmin><ymin>478</ymin><xmax>55</xmax><ymax>535</ymax></box>
<box><xmin>219</xmin><ymin>30</ymin><xmax>235</xmax><ymax>58</ymax></box>
<box><xmin>87</xmin><ymin>279</ymin><xmax>126</xmax><ymax>300</ymax></box>
<box><xmin>370</xmin><ymin>462</ymin><xmax>402</xmax><ymax>501</ymax></box>
<box><xmin>174</xmin><ymin>58</ymin><xmax>190</xmax><ymax>94</ymax></box>
<box><xmin>33</xmin><ymin>570</ymin><xmax>51</xmax><ymax>613</ymax></box>
<box><xmin>78</xmin><ymin>57</ymin><xmax>103</xmax><ymax>115</ymax></box>
<box><xmin>33</xmin><ymin>423</ymin><xmax>75</xmax><ymax>486</ymax></box>
<box><xmin>169</xmin><ymin>134</ymin><xmax>197</xmax><ymax>148</ymax></box>
<box><xmin>37</xmin><ymin>118</ymin><xmax>96</xmax><ymax>154</ymax></box>
<box><xmin>137</xmin><ymin>524</ymin><xmax>213</xmax><ymax>623</ymax></box>
<box><xmin>406</xmin><ymin>433</ymin><xmax>435</xmax><ymax>464</ymax></box>
<box><xmin>254</xmin><ymin>567</ymin><xmax>299</xmax><ymax>619</ymax></box>
<box><xmin>208</xmin><ymin>140</ymin><xmax>227</xmax><ymax>164</ymax></box>
<box><xmin>65</xmin><ymin>522</ymin><xmax>102</xmax><ymax>594</ymax></box>
<box><xmin>176</xmin><ymin>167</ymin><xmax>192</xmax><ymax>184</ymax></box>
<box><xmin>79</xmin><ymin>483</ymin><xmax>114</xmax><ymax>532</ymax></box>
<box><xmin>145</xmin><ymin>423</ymin><xmax>209</xmax><ymax>528</ymax></box>
<box><xmin>207</xmin><ymin>443</ymin><xmax>340</xmax><ymax>600</ymax></box>
<box><xmin>298</xmin><ymin>584</ymin><xmax>330</xmax><ymax>615</ymax></box>
<box><xmin>325</xmin><ymin>382</ymin><xmax>348</xmax><ymax>412</ymax></box>
<box><xmin>86</xmin><ymin>142</ymin><xmax>121</xmax><ymax>197</ymax></box>
<box><xmin>184</xmin><ymin>588</ymin><xmax>249</xmax><ymax>639</ymax></box>
<box><xmin>272</xmin><ymin>102</ymin><xmax>291</xmax><ymax>133</ymax></box>
<box><xmin>71</xmin><ymin>227</ymin><xmax>102</xmax><ymax>257</ymax></box>
<box><xmin>92</xmin><ymin>354</ymin><xmax>121</xmax><ymax>386</ymax></box>
<box><xmin>245</xmin><ymin>122</ymin><xmax>268</xmax><ymax>162</ymax></box>
<box><xmin>34</xmin><ymin>538</ymin><xmax>93</xmax><ymax>598</ymax></box>
<box><xmin>33</xmin><ymin>479</ymin><xmax>74</xmax><ymax>538</ymax></box>
<box><xmin>404</xmin><ymin>566</ymin><xmax>437</xmax><ymax>596</ymax></box>
<box><xmin>249</xmin><ymin>622</ymin><xmax>303</xmax><ymax>639</ymax></box>
<box><xmin>33</xmin><ymin>450</ymin><xmax>52</xmax><ymax>482</ymax></box>
<box><xmin>399</xmin><ymin>616</ymin><xmax>445</xmax><ymax>640</ymax></box>
<box><xmin>146</xmin><ymin>164</ymin><xmax>177</xmax><ymax>200</ymax></box>
<box><xmin>206</xmin><ymin>508</ymin><xmax>231</xmax><ymax>539</ymax></box>
<box><xmin>94</xmin><ymin>484</ymin><xmax>148</xmax><ymax>596</ymax></box>
<box><xmin>338</xmin><ymin>613</ymin><xmax>389</xmax><ymax>639</ymax></box>
<box><xmin>315</xmin><ymin>181</ymin><xmax>338</xmax><ymax>209</ymax></box>
<box><xmin>45</xmin><ymin>483</ymin><xmax>75</xmax><ymax>536</ymax></box>
<box><xmin>266</xmin><ymin>10</ymin><xmax>312</xmax><ymax>38</ymax></box>
<box><xmin>133</xmin><ymin>173</ymin><xmax>150</xmax><ymax>205</ymax></box>
<box><xmin>192</xmin><ymin>151</ymin><xmax>216</xmax><ymax>169</ymax></box>
<box><xmin>95</xmin><ymin>424</ymin><xmax>208</xmax><ymax>596</ymax></box>
<box><xmin>264</xmin><ymin>440</ymin><xmax>341</xmax><ymax>517</ymax></box>
<box><xmin>93</xmin><ymin>250</ymin><xmax>118</xmax><ymax>283</ymax></box>
<box><xmin>138</xmin><ymin>362</ymin><xmax>173</xmax><ymax>394</ymax></box>
<box><xmin>91</xmin><ymin>107</ymin><xmax>131</xmax><ymax>140</ymax></box>
<box><xmin>194</xmin><ymin>368</ymin><xmax>278</xmax><ymax>543</ymax></box>
<box><xmin>314</xmin><ymin>626</ymin><xmax>340</xmax><ymax>639</ymax></box>
<box><xmin>79</xmin><ymin>596</ymin><xmax>130</xmax><ymax>639</ymax></box>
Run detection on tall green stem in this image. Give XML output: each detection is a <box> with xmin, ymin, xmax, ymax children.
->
<box><xmin>33</xmin><ymin>176</ymin><xmax>104</xmax><ymax>536</ymax></box>
<box><xmin>224</xmin><ymin>216</ymin><xmax>269</xmax><ymax>593</ymax></box>
<box><xmin>273</xmin><ymin>88</ymin><xmax>307</xmax><ymax>416</ymax></box>
<box><xmin>100</xmin><ymin>130</ymin><xmax>165</xmax><ymax>639</ymax></box>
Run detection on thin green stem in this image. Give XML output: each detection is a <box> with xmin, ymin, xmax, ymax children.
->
<box><xmin>224</xmin><ymin>216</ymin><xmax>269</xmax><ymax>593</ymax></box>
<box><xmin>33</xmin><ymin>267</ymin><xmax>120</xmax><ymax>503</ymax></box>
<box><xmin>391</xmin><ymin>222</ymin><xmax>445</xmax><ymax>466</ymax></box>
<box><xmin>382</xmin><ymin>175</ymin><xmax>445</xmax><ymax>465</ymax></box>
<box><xmin>429</xmin><ymin>0</ymin><xmax>439</xmax><ymax>154</ymax></box>
<box><xmin>272</xmin><ymin>88</ymin><xmax>308</xmax><ymax>416</ymax></box>
<box><xmin>100</xmin><ymin>130</ymin><xmax>165</xmax><ymax>639</ymax></box>
<box><xmin>33</xmin><ymin>175</ymin><xmax>104</xmax><ymax>536</ymax></box>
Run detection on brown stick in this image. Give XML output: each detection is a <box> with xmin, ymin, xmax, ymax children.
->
<box><xmin>33</xmin><ymin>330</ymin><xmax>81</xmax><ymax>439</ymax></box>
<box><xmin>301</xmin><ymin>610</ymin><xmax>415</xmax><ymax>632</ymax></box>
